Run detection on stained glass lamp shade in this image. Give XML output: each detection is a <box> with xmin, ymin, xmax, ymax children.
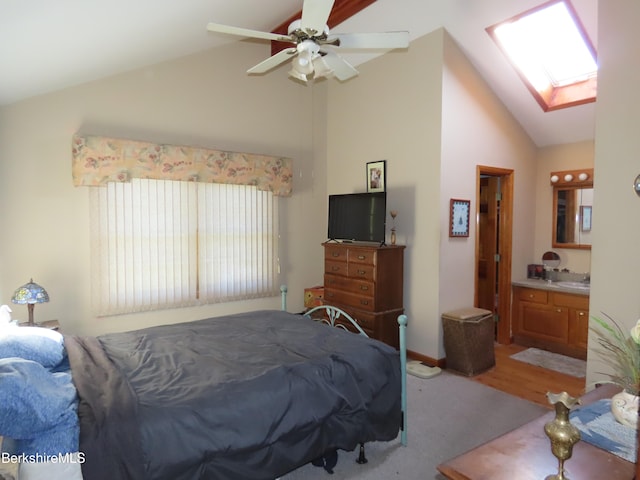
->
<box><xmin>11</xmin><ymin>279</ymin><xmax>49</xmax><ymax>326</ymax></box>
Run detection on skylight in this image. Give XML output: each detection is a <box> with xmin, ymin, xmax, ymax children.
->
<box><xmin>487</xmin><ymin>0</ymin><xmax>597</xmax><ymax>112</ymax></box>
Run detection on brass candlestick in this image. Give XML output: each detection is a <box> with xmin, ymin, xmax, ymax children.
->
<box><xmin>544</xmin><ymin>391</ymin><xmax>581</xmax><ymax>480</ymax></box>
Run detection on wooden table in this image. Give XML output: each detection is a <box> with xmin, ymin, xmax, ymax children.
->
<box><xmin>437</xmin><ymin>385</ymin><xmax>635</xmax><ymax>479</ymax></box>
<box><xmin>18</xmin><ymin>319</ymin><xmax>59</xmax><ymax>330</ymax></box>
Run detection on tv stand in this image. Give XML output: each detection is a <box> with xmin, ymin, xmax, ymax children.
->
<box><xmin>322</xmin><ymin>242</ymin><xmax>405</xmax><ymax>348</ymax></box>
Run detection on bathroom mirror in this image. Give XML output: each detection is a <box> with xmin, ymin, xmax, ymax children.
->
<box><xmin>553</xmin><ymin>186</ymin><xmax>593</xmax><ymax>249</ymax></box>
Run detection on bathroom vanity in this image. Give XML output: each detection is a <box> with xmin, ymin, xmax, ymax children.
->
<box><xmin>511</xmin><ymin>279</ymin><xmax>589</xmax><ymax>360</ymax></box>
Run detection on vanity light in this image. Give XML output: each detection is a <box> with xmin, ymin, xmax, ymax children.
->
<box><xmin>634</xmin><ymin>174</ymin><xmax>640</xmax><ymax>197</ymax></box>
<box><xmin>549</xmin><ymin>168</ymin><xmax>593</xmax><ymax>187</ymax></box>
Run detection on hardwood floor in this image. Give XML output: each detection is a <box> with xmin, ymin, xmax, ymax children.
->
<box><xmin>469</xmin><ymin>343</ymin><xmax>586</xmax><ymax>409</ymax></box>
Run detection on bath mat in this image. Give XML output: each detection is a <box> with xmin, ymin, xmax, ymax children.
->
<box><xmin>510</xmin><ymin>347</ymin><xmax>586</xmax><ymax>378</ymax></box>
<box><xmin>407</xmin><ymin>360</ymin><xmax>442</xmax><ymax>379</ymax></box>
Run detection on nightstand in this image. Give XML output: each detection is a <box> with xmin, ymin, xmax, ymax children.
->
<box><xmin>18</xmin><ymin>319</ymin><xmax>59</xmax><ymax>331</ymax></box>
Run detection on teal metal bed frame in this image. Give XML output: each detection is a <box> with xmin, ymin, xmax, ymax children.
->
<box><xmin>280</xmin><ymin>286</ymin><xmax>408</xmax><ymax>448</ymax></box>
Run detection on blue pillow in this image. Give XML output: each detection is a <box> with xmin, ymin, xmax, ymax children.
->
<box><xmin>0</xmin><ymin>357</ymin><xmax>78</xmax><ymax>440</ymax></box>
<box><xmin>0</xmin><ymin>326</ymin><xmax>64</xmax><ymax>368</ymax></box>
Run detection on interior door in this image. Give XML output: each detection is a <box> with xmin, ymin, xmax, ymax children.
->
<box><xmin>477</xmin><ymin>176</ymin><xmax>500</xmax><ymax>313</ymax></box>
<box><xmin>475</xmin><ymin>166</ymin><xmax>513</xmax><ymax>345</ymax></box>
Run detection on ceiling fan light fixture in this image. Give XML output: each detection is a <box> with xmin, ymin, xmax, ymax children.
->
<box><xmin>294</xmin><ymin>51</ymin><xmax>314</xmax><ymax>75</ymax></box>
<box><xmin>291</xmin><ymin>40</ymin><xmax>319</xmax><ymax>77</ymax></box>
<box><xmin>288</xmin><ymin>68</ymin><xmax>309</xmax><ymax>82</ymax></box>
<box><xmin>313</xmin><ymin>56</ymin><xmax>333</xmax><ymax>78</ymax></box>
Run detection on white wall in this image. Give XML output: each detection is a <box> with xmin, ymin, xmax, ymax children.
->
<box><xmin>326</xmin><ymin>29</ymin><xmax>538</xmax><ymax>360</ymax></box>
<box><xmin>586</xmin><ymin>0</ymin><xmax>640</xmax><ymax>386</ymax></box>
<box><xmin>326</xmin><ymin>30</ymin><xmax>445</xmax><ymax>358</ymax></box>
<box><xmin>0</xmin><ymin>41</ymin><xmax>325</xmax><ymax>335</ymax></box>
<box><xmin>439</xmin><ymin>31</ymin><xmax>537</xmax><ymax>355</ymax></box>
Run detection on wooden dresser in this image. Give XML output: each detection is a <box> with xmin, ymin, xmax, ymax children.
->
<box><xmin>323</xmin><ymin>242</ymin><xmax>405</xmax><ymax>349</ymax></box>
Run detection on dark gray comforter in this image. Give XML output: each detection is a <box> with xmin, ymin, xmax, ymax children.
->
<box><xmin>65</xmin><ymin>310</ymin><xmax>401</xmax><ymax>479</ymax></box>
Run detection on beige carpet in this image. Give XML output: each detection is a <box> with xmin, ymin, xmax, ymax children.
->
<box><xmin>281</xmin><ymin>371</ymin><xmax>546</xmax><ymax>479</ymax></box>
<box><xmin>510</xmin><ymin>347</ymin><xmax>587</xmax><ymax>378</ymax></box>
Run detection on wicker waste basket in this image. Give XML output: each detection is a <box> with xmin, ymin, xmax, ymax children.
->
<box><xmin>442</xmin><ymin>307</ymin><xmax>495</xmax><ymax>376</ymax></box>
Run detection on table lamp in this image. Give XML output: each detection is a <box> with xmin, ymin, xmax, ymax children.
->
<box><xmin>11</xmin><ymin>278</ymin><xmax>49</xmax><ymax>326</ymax></box>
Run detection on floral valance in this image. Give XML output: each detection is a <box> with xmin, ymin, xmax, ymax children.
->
<box><xmin>71</xmin><ymin>133</ymin><xmax>292</xmax><ymax>196</ymax></box>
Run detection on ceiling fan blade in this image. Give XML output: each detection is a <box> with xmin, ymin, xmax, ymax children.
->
<box><xmin>301</xmin><ymin>0</ymin><xmax>335</xmax><ymax>36</ymax></box>
<box><xmin>247</xmin><ymin>48</ymin><xmax>298</xmax><ymax>74</ymax></box>
<box><xmin>331</xmin><ymin>31</ymin><xmax>410</xmax><ymax>49</ymax></box>
<box><xmin>320</xmin><ymin>51</ymin><xmax>359</xmax><ymax>81</ymax></box>
<box><xmin>207</xmin><ymin>22</ymin><xmax>293</xmax><ymax>43</ymax></box>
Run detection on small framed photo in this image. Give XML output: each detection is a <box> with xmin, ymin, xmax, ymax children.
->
<box><xmin>449</xmin><ymin>199</ymin><xmax>470</xmax><ymax>237</ymax></box>
<box><xmin>366</xmin><ymin>160</ymin><xmax>386</xmax><ymax>193</ymax></box>
<box><xmin>580</xmin><ymin>205</ymin><xmax>592</xmax><ymax>232</ymax></box>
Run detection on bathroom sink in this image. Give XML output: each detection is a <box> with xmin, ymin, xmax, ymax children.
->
<box><xmin>555</xmin><ymin>281</ymin><xmax>590</xmax><ymax>290</ymax></box>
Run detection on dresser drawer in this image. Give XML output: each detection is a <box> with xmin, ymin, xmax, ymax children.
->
<box><xmin>347</xmin><ymin>263</ymin><xmax>375</xmax><ymax>282</ymax></box>
<box><xmin>325</xmin><ymin>260</ymin><xmax>347</xmax><ymax>276</ymax></box>
<box><xmin>517</xmin><ymin>287</ymin><xmax>548</xmax><ymax>304</ymax></box>
<box><xmin>334</xmin><ymin>318</ymin><xmax>375</xmax><ymax>338</ymax></box>
<box><xmin>324</xmin><ymin>274</ymin><xmax>374</xmax><ymax>297</ymax></box>
<box><xmin>348</xmin><ymin>248</ymin><xmax>376</xmax><ymax>266</ymax></box>
<box><xmin>348</xmin><ymin>310</ymin><xmax>377</xmax><ymax>330</ymax></box>
<box><xmin>325</xmin><ymin>245</ymin><xmax>348</xmax><ymax>262</ymax></box>
<box><xmin>324</xmin><ymin>289</ymin><xmax>376</xmax><ymax>312</ymax></box>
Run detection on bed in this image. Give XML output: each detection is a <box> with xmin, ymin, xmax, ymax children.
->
<box><xmin>0</xmin><ymin>288</ymin><xmax>407</xmax><ymax>479</ymax></box>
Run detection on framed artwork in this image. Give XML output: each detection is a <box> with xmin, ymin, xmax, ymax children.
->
<box><xmin>449</xmin><ymin>199</ymin><xmax>470</xmax><ymax>237</ymax></box>
<box><xmin>580</xmin><ymin>205</ymin><xmax>592</xmax><ymax>232</ymax></box>
<box><xmin>366</xmin><ymin>160</ymin><xmax>386</xmax><ymax>193</ymax></box>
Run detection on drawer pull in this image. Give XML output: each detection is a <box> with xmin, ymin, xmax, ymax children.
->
<box><xmin>332</xmin><ymin>252</ymin><xmax>340</xmax><ymax>257</ymax></box>
<box><xmin>326</xmin><ymin>292</ymin><xmax>334</xmax><ymax>298</ymax></box>
<box><xmin>578</xmin><ymin>311</ymin><xmax>585</xmax><ymax>316</ymax></box>
<box><xmin>360</xmin><ymin>300</ymin><xmax>369</xmax><ymax>306</ymax></box>
<box><xmin>556</xmin><ymin>308</ymin><xmax>562</xmax><ymax>313</ymax></box>
<box><xmin>332</xmin><ymin>266</ymin><xmax>340</xmax><ymax>272</ymax></box>
<box><xmin>529</xmin><ymin>294</ymin><xmax>534</xmax><ymax>298</ymax></box>
<box><xmin>360</xmin><ymin>285</ymin><xmax>369</xmax><ymax>291</ymax></box>
<box><xmin>357</xmin><ymin>270</ymin><xmax>366</xmax><ymax>275</ymax></box>
<box><xmin>357</xmin><ymin>255</ymin><xmax>366</xmax><ymax>260</ymax></box>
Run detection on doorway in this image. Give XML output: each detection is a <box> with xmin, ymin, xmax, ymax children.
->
<box><xmin>474</xmin><ymin>166</ymin><xmax>513</xmax><ymax>345</ymax></box>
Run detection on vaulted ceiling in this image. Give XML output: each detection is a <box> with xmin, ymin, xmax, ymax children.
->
<box><xmin>1</xmin><ymin>0</ymin><xmax>597</xmax><ymax>147</ymax></box>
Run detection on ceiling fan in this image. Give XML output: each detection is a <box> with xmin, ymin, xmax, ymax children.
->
<box><xmin>206</xmin><ymin>0</ymin><xmax>409</xmax><ymax>83</ymax></box>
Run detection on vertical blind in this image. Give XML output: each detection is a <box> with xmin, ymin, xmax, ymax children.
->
<box><xmin>90</xmin><ymin>179</ymin><xmax>279</xmax><ymax>316</ymax></box>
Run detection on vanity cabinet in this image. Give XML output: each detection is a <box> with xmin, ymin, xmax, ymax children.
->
<box><xmin>512</xmin><ymin>286</ymin><xmax>589</xmax><ymax>360</ymax></box>
<box><xmin>323</xmin><ymin>243</ymin><xmax>404</xmax><ymax>349</ymax></box>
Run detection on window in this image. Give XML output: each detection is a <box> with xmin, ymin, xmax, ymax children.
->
<box><xmin>487</xmin><ymin>0</ymin><xmax>597</xmax><ymax>111</ymax></box>
<box><xmin>90</xmin><ymin>179</ymin><xmax>279</xmax><ymax>316</ymax></box>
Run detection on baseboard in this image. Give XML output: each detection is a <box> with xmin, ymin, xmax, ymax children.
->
<box><xmin>407</xmin><ymin>349</ymin><xmax>446</xmax><ymax>369</ymax></box>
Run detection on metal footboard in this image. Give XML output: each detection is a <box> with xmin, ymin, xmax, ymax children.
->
<box><xmin>279</xmin><ymin>285</ymin><xmax>408</xmax><ymax>446</ymax></box>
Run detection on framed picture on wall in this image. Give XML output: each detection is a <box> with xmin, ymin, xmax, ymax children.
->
<box><xmin>366</xmin><ymin>160</ymin><xmax>386</xmax><ymax>192</ymax></box>
<box><xmin>449</xmin><ymin>199</ymin><xmax>470</xmax><ymax>237</ymax></box>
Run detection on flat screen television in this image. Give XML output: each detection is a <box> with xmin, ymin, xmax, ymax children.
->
<box><xmin>327</xmin><ymin>192</ymin><xmax>386</xmax><ymax>243</ymax></box>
